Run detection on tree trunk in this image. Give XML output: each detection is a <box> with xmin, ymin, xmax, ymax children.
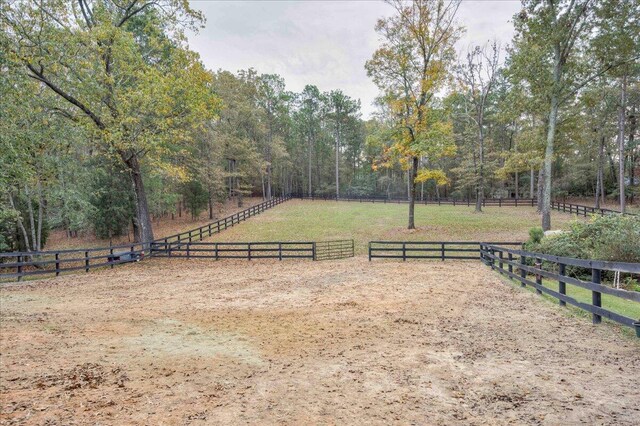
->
<box><xmin>208</xmin><ymin>193</ymin><xmax>214</xmax><ymax>220</ymax></box>
<box><xmin>530</xmin><ymin>167</ymin><xmax>535</xmax><ymax>199</ymax></box>
<box><xmin>406</xmin><ymin>170</ymin><xmax>411</xmax><ymax>201</ymax></box>
<box><xmin>537</xmin><ymin>168</ymin><xmax>544</xmax><ymax>212</ymax></box>
<box><xmin>542</xmin><ymin>93</ymin><xmax>559</xmax><ymax>231</ymax></box>
<box><xmin>266</xmin><ymin>164</ymin><xmax>272</xmax><ymax>200</ymax></box>
<box><xmin>541</xmin><ymin>40</ymin><xmax>564</xmax><ymax>231</ymax></box>
<box><xmin>629</xmin><ymin>105</ymin><xmax>637</xmax><ymax>204</ymax></box>
<box><xmin>475</xmin><ymin>127</ymin><xmax>484</xmax><ymax>212</ymax></box>
<box><xmin>24</xmin><ymin>184</ymin><xmax>37</xmax><ymax>250</ymax></box>
<box><xmin>515</xmin><ymin>171</ymin><xmax>519</xmax><ymax>200</ymax></box>
<box><xmin>335</xmin><ymin>124</ymin><xmax>340</xmax><ymax>199</ymax></box>
<box><xmin>36</xmin><ymin>180</ymin><xmax>43</xmax><ymax>251</ymax></box>
<box><xmin>8</xmin><ymin>193</ymin><xmax>31</xmax><ymax>252</ymax></box>
<box><xmin>308</xmin><ymin>138</ymin><xmax>313</xmax><ymax>197</ymax></box>
<box><xmin>618</xmin><ymin>74</ymin><xmax>627</xmax><ymax>213</ymax></box>
<box><xmin>123</xmin><ymin>153</ymin><xmax>154</xmax><ymax>244</ymax></box>
<box><xmin>596</xmin><ymin>135</ymin><xmax>605</xmax><ymax>209</ymax></box>
<box><xmin>408</xmin><ymin>156</ymin><xmax>418</xmax><ymax>229</ymax></box>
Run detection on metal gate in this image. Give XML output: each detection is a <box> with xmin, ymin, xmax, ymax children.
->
<box><xmin>314</xmin><ymin>240</ymin><xmax>355</xmax><ymax>261</ymax></box>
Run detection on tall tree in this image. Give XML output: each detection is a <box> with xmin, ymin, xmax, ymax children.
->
<box><xmin>592</xmin><ymin>0</ymin><xmax>640</xmax><ymax>213</ymax></box>
<box><xmin>366</xmin><ymin>0</ymin><xmax>462</xmax><ymax>229</ymax></box>
<box><xmin>327</xmin><ymin>90</ymin><xmax>360</xmax><ymax>198</ymax></box>
<box><xmin>3</xmin><ymin>0</ymin><xmax>219</xmax><ymax>243</ymax></box>
<box><xmin>456</xmin><ymin>41</ymin><xmax>501</xmax><ymax>212</ymax></box>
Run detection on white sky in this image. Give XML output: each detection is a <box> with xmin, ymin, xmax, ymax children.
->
<box><xmin>187</xmin><ymin>0</ymin><xmax>522</xmax><ymax>118</ymax></box>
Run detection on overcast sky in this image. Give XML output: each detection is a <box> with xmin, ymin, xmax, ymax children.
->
<box><xmin>187</xmin><ymin>0</ymin><xmax>522</xmax><ymax>118</ymax></box>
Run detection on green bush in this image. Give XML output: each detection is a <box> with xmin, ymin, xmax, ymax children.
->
<box><xmin>528</xmin><ymin>227</ymin><xmax>544</xmax><ymax>245</ymax></box>
<box><xmin>525</xmin><ymin>215</ymin><xmax>640</xmax><ymax>280</ymax></box>
<box><xmin>530</xmin><ymin>215</ymin><xmax>640</xmax><ymax>263</ymax></box>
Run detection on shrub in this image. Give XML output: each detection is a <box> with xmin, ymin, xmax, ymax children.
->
<box><xmin>528</xmin><ymin>227</ymin><xmax>544</xmax><ymax>245</ymax></box>
<box><xmin>525</xmin><ymin>215</ymin><xmax>640</xmax><ymax>280</ymax></box>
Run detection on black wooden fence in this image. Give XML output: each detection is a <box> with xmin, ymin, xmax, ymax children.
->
<box><xmin>0</xmin><ymin>196</ymin><xmax>292</xmax><ymax>282</ymax></box>
<box><xmin>550</xmin><ymin>201</ymin><xmax>637</xmax><ymax>217</ymax></box>
<box><xmin>0</xmin><ymin>243</ymin><xmax>148</xmax><ymax>282</ymax></box>
<box><xmin>153</xmin><ymin>196</ymin><xmax>291</xmax><ymax>248</ymax></box>
<box><xmin>295</xmin><ymin>194</ymin><xmax>635</xmax><ymax>216</ymax></box>
<box><xmin>480</xmin><ymin>244</ymin><xmax>640</xmax><ymax>330</ymax></box>
<box><xmin>296</xmin><ymin>194</ymin><xmax>536</xmax><ymax>207</ymax></box>
<box><xmin>369</xmin><ymin>241</ymin><xmax>523</xmax><ymax>261</ymax></box>
<box><xmin>148</xmin><ymin>239</ymin><xmax>355</xmax><ymax>261</ymax></box>
<box><xmin>150</xmin><ymin>241</ymin><xmax>315</xmax><ymax>260</ymax></box>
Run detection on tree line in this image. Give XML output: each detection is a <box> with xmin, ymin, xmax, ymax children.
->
<box><xmin>1</xmin><ymin>0</ymin><xmax>638</xmax><ymax>251</ymax></box>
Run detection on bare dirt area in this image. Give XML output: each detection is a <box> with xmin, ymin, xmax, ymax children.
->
<box><xmin>1</xmin><ymin>258</ymin><xmax>639</xmax><ymax>425</ymax></box>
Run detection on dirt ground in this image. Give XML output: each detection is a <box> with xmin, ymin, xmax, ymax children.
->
<box><xmin>1</xmin><ymin>258</ymin><xmax>639</xmax><ymax>425</ymax></box>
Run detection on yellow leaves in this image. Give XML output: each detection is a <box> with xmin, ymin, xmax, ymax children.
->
<box><xmin>415</xmin><ymin>168</ymin><xmax>449</xmax><ymax>186</ymax></box>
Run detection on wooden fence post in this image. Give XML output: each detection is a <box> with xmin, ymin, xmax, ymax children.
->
<box><xmin>558</xmin><ymin>263</ymin><xmax>566</xmax><ymax>306</ymax></box>
<box><xmin>441</xmin><ymin>243</ymin><xmax>445</xmax><ymax>261</ymax></box>
<box><xmin>519</xmin><ymin>254</ymin><xmax>527</xmax><ymax>287</ymax></box>
<box><xmin>248</xmin><ymin>243</ymin><xmax>252</xmax><ymax>261</ymax></box>
<box><xmin>17</xmin><ymin>255</ymin><xmax>22</xmax><ymax>282</ymax></box>
<box><xmin>279</xmin><ymin>243</ymin><xmax>283</xmax><ymax>261</ymax></box>
<box><xmin>535</xmin><ymin>258</ymin><xmax>542</xmax><ymax>294</ymax></box>
<box><xmin>85</xmin><ymin>251</ymin><xmax>89</xmax><ymax>272</ymax></box>
<box><xmin>402</xmin><ymin>243</ymin><xmax>406</xmax><ymax>261</ymax></box>
<box><xmin>56</xmin><ymin>252</ymin><xmax>61</xmax><ymax>275</ymax></box>
<box><xmin>508</xmin><ymin>252</ymin><xmax>513</xmax><ymax>274</ymax></box>
<box><xmin>592</xmin><ymin>268</ymin><xmax>602</xmax><ymax>324</ymax></box>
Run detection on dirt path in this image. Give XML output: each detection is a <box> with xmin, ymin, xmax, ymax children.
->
<box><xmin>1</xmin><ymin>258</ymin><xmax>638</xmax><ymax>425</ymax></box>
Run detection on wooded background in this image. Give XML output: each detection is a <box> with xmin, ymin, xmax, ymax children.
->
<box><xmin>1</xmin><ymin>0</ymin><xmax>638</xmax><ymax>251</ymax></box>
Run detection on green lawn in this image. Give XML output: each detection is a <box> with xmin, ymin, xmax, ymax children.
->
<box><xmin>498</xmin><ymin>275</ymin><xmax>640</xmax><ymax>327</ymax></box>
<box><xmin>206</xmin><ymin>200</ymin><xmax>579</xmax><ymax>254</ymax></box>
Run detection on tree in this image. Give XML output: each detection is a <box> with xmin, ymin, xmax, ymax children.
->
<box><xmin>256</xmin><ymin>74</ymin><xmax>291</xmax><ymax>200</ymax></box>
<box><xmin>366</xmin><ymin>0</ymin><xmax>462</xmax><ymax>228</ymax></box>
<box><xmin>295</xmin><ymin>85</ymin><xmax>325</xmax><ymax>196</ymax></box>
<box><xmin>455</xmin><ymin>41</ymin><xmax>501</xmax><ymax>212</ymax></box>
<box><xmin>327</xmin><ymin>90</ymin><xmax>360</xmax><ymax>198</ymax></box>
<box><xmin>3</xmin><ymin>0</ymin><xmax>220</xmax><ymax>243</ymax></box>
<box><xmin>592</xmin><ymin>0</ymin><xmax>640</xmax><ymax>212</ymax></box>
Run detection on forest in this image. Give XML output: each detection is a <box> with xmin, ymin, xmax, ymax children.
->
<box><xmin>1</xmin><ymin>0</ymin><xmax>638</xmax><ymax>251</ymax></box>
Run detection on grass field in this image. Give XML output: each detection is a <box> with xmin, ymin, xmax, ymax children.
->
<box><xmin>205</xmin><ymin>200</ymin><xmax>580</xmax><ymax>253</ymax></box>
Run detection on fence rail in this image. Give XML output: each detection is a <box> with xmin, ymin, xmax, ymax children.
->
<box><xmin>369</xmin><ymin>241</ymin><xmax>523</xmax><ymax>261</ymax></box>
<box><xmin>550</xmin><ymin>201</ymin><xmax>636</xmax><ymax>217</ymax></box>
<box><xmin>153</xmin><ymin>196</ymin><xmax>291</xmax><ymax>247</ymax></box>
<box><xmin>294</xmin><ymin>194</ymin><xmax>635</xmax><ymax>216</ymax></box>
<box><xmin>295</xmin><ymin>194</ymin><xmax>536</xmax><ymax>207</ymax></box>
<box><xmin>0</xmin><ymin>243</ymin><xmax>148</xmax><ymax>281</ymax></box>
<box><xmin>0</xmin><ymin>196</ymin><xmax>292</xmax><ymax>282</ymax></box>
<box><xmin>480</xmin><ymin>244</ymin><xmax>640</xmax><ymax>329</ymax></box>
<box><xmin>150</xmin><ymin>241</ymin><xmax>315</xmax><ymax>260</ymax></box>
